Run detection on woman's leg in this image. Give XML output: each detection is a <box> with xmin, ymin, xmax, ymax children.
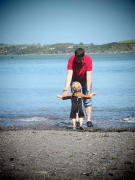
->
<box><xmin>81</xmin><ymin>81</ymin><xmax>93</xmax><ymax>125</ymax></box>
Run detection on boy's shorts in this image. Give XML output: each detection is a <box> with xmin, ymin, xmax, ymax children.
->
<box><xmin>71</xmin><ymin>78</ymin><xmax>92</xmax><ymax>107</ymax></box>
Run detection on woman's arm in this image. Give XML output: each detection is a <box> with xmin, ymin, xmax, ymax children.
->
<box><xmin>63</xmin><ymin>70</ymin><xmax>73</xmax><ymax>95</ymax></box>
<box><xmin>86</xmin><ymin>71</ymin><xmax>92</xmax><ymax>95</ymax></box>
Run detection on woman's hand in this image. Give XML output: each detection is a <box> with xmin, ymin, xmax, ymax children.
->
<box><xmin>63</xmin><ymin>88</ymin><xmax>68</xmax><ymax>96</ymax></box>
<box><xmin>87</xmin><ymin>89</ymin><xmax>90</xmax><ymax>95</ymax></box>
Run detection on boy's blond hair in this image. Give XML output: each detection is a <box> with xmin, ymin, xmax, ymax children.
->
<box><xmin>71</xmin><ymin>81</ymin><xmax>82</xmax><ymax>92</ymax></box>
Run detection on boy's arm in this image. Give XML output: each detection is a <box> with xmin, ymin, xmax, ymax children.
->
<box><xmin>90</xmin><ymin>91</ymin><xmax>97</xmax><ymax>97</ymax></box>
<box><xmin>62</xmin><ymin>93</ymin><xmax>72</xmax><ymax>100</ymax></box>
<box><xmin>56</xmin><ymin>94</ymin><xmax>62</xmax><ymax>98</ymax></box>
<box><xmin>81</xmin><ymin>91</ymin><xmax>97</xmax><ymax>99</ymax></box>
<box><xmin>56</xmin><ymin>93</ymin><xmax>73</xmax><ymax>99</ymax></box>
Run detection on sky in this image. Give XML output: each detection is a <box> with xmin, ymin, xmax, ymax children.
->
<box><xmin>0</xmin><ymin>0</ymin><xmax>135</xmax><ymax>45</ymax></box>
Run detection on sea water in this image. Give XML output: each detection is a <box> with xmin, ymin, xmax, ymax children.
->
<box><xmin>0</xmin><ymin>54</ymin><xmax>135</xmax><ymax>128</ymax></box>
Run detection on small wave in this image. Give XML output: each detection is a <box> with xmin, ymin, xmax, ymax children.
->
<box><xmin>0</xmin><ymin>116</ymin><xmax>49</xmax><ymax>122</ymax></box>
<box><xmin>122</xmin><ymin>117</ymin><xmax>135</xmax><ymax>123</ymax></box>
<box><xmin>0</xmin><ymin>116</ymin><xmax>70</xmax><ymax>127</ymax></box>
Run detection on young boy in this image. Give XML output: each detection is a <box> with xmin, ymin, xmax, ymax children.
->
<box><xmin>56</xmin><ymin>81</ymin><xmax>96</xmax><ymax>130</ymax></box>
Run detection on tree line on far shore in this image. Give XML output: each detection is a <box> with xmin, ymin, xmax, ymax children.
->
<box><xmin>0</xmin><ymin>40</ymin><xmax>135</xmax><ymax>55</ymax></box>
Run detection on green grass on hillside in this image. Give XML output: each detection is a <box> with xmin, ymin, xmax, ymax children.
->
<box><xmin>117</xmin><ymin>40</ymin><xmax>135</xmax><ymax>43</ymax></box>
<box><xmin>0</xmin><ymin>44</ymin><xmax>31</xmax><ymax>48</ymax></box>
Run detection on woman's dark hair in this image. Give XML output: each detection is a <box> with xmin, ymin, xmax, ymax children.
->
<box><xmin>75</xmin><ymin>48</ymin><xmax>85</xmax><ymax>58</ymax></box>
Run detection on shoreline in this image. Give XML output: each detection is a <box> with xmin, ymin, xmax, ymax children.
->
<box><xmin>0</xmin><ymin>123</ymin><xmax>135</xmax><ymax>132</ymax></box>
<box><xmin>0</xmin><ymin>51</ymin><xmax>135</xmax><ymax>56</ymax></box>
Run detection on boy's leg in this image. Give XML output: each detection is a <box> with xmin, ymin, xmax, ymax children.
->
<box><xmin>79</xmin><ymin>118</ymin><xmax>84</xmax><ymax>130</ymax></box>
<box><xmin>79</xmin><ymin>118</ymin><xmax>83</xmax><ymax>126</ymax></box>
<box><xmin>72</xmin><ymin>118</ymin><xmax>76</xmax><ymax>130</ymax></box>
<box><xmin>76</xmin><ymin>113</ymin><xmax>79</xmax><ymax>122</ymax></box>
<box><xmin>76</xmin><ymin>113</ymin><xmax>80</xmax><ymax>127</ymax></box>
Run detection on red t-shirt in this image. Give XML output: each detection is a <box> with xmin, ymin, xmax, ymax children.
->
<box><xmin>67</xmin><ymin>55</ymin><xmax>92</xmax><ymax>82</ymax></box>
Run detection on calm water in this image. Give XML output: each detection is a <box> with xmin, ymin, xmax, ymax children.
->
<box><xmin>0</xmin><ymin>54</ymin><xmax>135</xmax><ymax>128</ymax></box>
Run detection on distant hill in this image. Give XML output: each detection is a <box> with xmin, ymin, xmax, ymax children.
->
<box><xmin>0</xmin><ymin>41</ymin><xmax>135</xmax><ymax>55</ymax></box>
<box><xmin>117</xmin><ymin>40</ymin><xmax>135</xmax><ymax>43</ymax></box>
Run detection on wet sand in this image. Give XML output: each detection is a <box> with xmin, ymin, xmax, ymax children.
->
<box><xmin>0</xmin><ymin>124</ymin><xmax>135</xmax><ymax>180</ymax></box>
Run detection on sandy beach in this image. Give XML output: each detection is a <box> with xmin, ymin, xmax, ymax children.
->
<box><xmin>0</xmin><ymin>125</ymin><xmax>135</xmax><ymax>180</ymax></box>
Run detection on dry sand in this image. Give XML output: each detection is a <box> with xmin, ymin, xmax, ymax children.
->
<box><xmin>0</xmin><ymin>125</ymin><xmax>135</xmax><ymax>180</ymax></box>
